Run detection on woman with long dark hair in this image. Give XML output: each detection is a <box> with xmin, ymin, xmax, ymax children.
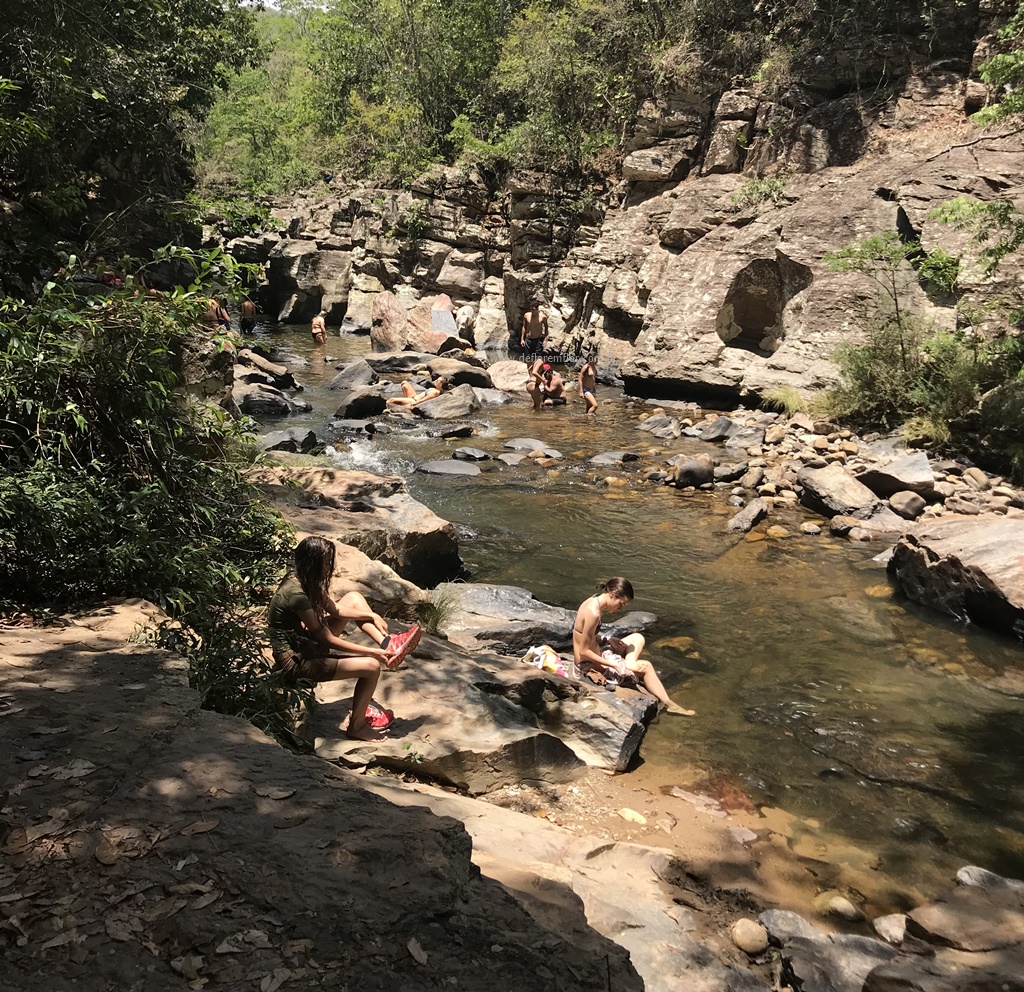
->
<box><xmin>572</xmin><ymin>577</ymin><xmax>694</xmax><ymax>716</ymax></box>
<box><xmin>268</xmin><ymin>536</ymin><xmax>420</xmax><ymax>740</ymax></box>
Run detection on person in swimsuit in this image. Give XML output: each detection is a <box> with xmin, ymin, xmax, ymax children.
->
<box><xmin>520</xmin><ymin>301</ymin><xmax>548</xmax><ymax>356</ymax></box>
<box><xmin>267</xmin><ymin>537</ymin><xmax>421</xmax><ymax>741</ymax></box>
<box><xmin>240</xmin><ymin>298</ymin><xmax>257</xmax><ymax>334</ymax></box>
<box><xmin>579</xmin><ymin>355</ymin><xmax>598</xmax><ymax>416</ymax></box>
<box><xmin>572</xmin><ymin>577</ymin><xmax>694</xmax><ymax>715</ymax></box>
<box><xmin>386</xmin><ymin>376</ymin><xmax>451</xmax><ymax>408</ymax></box>
<box><xmin>311</xmin><ymin>310</ymin><xmax>327</xmax><ymax>344</ymax></box>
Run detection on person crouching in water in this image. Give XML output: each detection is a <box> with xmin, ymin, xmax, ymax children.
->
<box><xmin>572</xmin><ymin>577</ymin><xmax>694</xmax><ymax>715</ymax></box>
<box><xmin>527</xmin><ymin>361</ymin><xmax>566</xmax><ymax>410</ymax></box>
<box><xmin>267</xmin><ymin>536</ymin><xmax>421</xmax><ymax>740</ymax></box>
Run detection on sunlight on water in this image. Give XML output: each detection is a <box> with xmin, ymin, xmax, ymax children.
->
<box><xmin>255</xmin><ymin>325</ymin><xmax>1024</xmax><ymax>896</ymax></box>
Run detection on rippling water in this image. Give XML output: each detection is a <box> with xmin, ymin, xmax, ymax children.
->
<box><xmin>250</xmin><ymin>323</ymin><xmax>1024</xmax><ymax>900</ymax></box>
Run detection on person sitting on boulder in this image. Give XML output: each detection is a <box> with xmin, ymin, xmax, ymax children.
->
<box><xmin>386</xmin><ymin>375</ymin><xmax>452</xmax><ymax>408</ymax></box>
<box><xmin>267</xmin><ymin>536</ymin><xmax>421</xmax><ymax>741</ymax></box>
<box><xmin>527</xmin><ymin>360</ymin><xmax>566</xmax><ymax>410</ymax></box>
<box><xmin>572</xmin><ymin>577</ymin><xmax>694</xmax><ymax>716</ymax></box>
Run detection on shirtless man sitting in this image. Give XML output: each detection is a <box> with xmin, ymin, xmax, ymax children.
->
<box><xmin>573</xmin><ymin>577</ymin><xmax>694</xmax><ymax>715</ymax></box>
<box><xmin>311</xmin><ymin>310</ymin><xmax>327</xmax><ymax>344</ymax></box>
<box><xmin>520</xmin><ymin>301</ymin><xmax>548</xmax><ymax>356</ymax></box>
<box><xmin>386</xmin><ymin>376</ymin><xmax>451</xmax><ymax>408</ymax></box>
<box><xmin>527</xmin><ymin>360</ymin><xmax>566</xmax><ymax>410</ymax></box>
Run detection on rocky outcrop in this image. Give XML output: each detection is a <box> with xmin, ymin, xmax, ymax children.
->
<box><xmin>248</xmin><ymin>465</ymin><xmax>463</xmax><ymax>587</ymax></box>
<box><xmin>889</xmin><ymin>516</ymin><xmax>1024</xmax><ymax>639</ymax></box>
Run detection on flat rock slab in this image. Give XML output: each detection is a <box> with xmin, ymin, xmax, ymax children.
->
<box><xmin>589</xmin><ymin>451</ymin><xmax>640</xmax><ymax>465</ymax></box>
<box><xmin>906</xmin><ymin>884</ymin><xmax>1024</xmax><ymax>951</ymax></box>
<box><xmin>0</xmin><ymin>603</ymin><xmax>639</xmax><ymax>992</ymax></box>
<box><xmin>357</xmin><ymin>775</ymin><xmax>767</xmax><ymax>992</ymax></box>
<box><xmin>889</xmin><ymin>516</ymin><xmax>1024</xmax><ymax>639</ymax></box>
<box><xmin>863</xmin><ymin>945</ymin><xmax>1024</xmax><ymax>991</ymax></box>
<box><xmin>363</xmin><ymin>350</ymin><xmax>438</xmax><ymax>372</ymax></box>
<box><xmin>418</xmin><ymin>458</ymin><xmax>482</xmax><ymax>476</ymax></box>
<box><xmin>312</xmin><ymin>631</ymin><xmax>653</xmax><ymax>777</ymax></box>
<box><xmin>258</xmin><ymin>427</ymin><xmax>318</xmax><ymax>453</ymax></box>
<box><xmin>782</xmin><ymin>934</ymin><xmax>899</xmax><ymax>992</ymax></box>
<box><xmin>453</xmin><ymin>446</ymin><xmax>491</xmax><ymax>461</ymax></box>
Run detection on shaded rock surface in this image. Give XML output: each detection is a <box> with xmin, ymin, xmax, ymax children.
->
<box><xmin>0</xmin><ymin>602</ymin><xmax>641</xmax><ymax>992</ymax></box>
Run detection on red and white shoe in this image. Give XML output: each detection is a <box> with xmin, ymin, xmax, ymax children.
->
<box><xmin>386</xmin><ymin>624</ymin><xmax>421</xmax><ymax>670</ymax></box>
<box><xmin>365</xmin><ymin>702</ymin><xmax>394</xmax><ymax>729</ymax></box>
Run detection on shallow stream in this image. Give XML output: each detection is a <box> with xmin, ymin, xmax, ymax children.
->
<box><xmin>251</xmin><ymin>323</ymin><xmax>1024</xmax><ymax>902</ymax></box>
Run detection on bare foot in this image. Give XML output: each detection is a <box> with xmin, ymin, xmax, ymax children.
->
<box><xmin>345</xmin><ymin>723</ymin><xmax>386</xmax><ymax>742</ymax></box>
<box><xmin>664</xmin><ymin>702</ymin><xmax>696</xmax><ymax>716</ymax></box>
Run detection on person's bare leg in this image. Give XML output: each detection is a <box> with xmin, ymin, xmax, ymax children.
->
<box><xmin>337</xmin><ymin>591</ymin><xmax>389</xmax><ymax>645</ymax></box>
<box><xmin>527</xmin><ymin>382</ymin><xmax>542</xmax><ymax>410</ymax></box>
<box><xmin>585</xmin><ymin>393</ymin><xmax>598</xmax><ymax>415</ymax></box>
<box><xmin>325</xmin><ymin>656</ymin><xmax>385</xmax><ymax>740</ymax></box>
<box><xmin>401</xmin><ymin>381</ymin><xmax>418</xmax><ymax>398</ymax></box>
<box><xmin>628</xmin><ymin>659</ymin><xmax>695</xmax><ymax>715</ymax></box>
<box><xmin>622</xmin><ymin>633</ymin><xmax>645</xmax><ymax>663</ymax></box>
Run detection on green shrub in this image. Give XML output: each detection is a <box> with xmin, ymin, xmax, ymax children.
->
<box><xmin>416</xmin><ymin>585</ymin><xmax>461</xmax><ymax>636</ymax></box>
<box><xmin>0</xmin><ymin>247</ymin><xmax>306</xmax><ymax>746</ymax></box>
<box><xmin>761</xmin><ymin>385</ymin><xmax>809</xmax><ymax>414</ymax></box>
<box><xmin>732</xmin><ymin>175</ymin><xmax>789</xmax><ymax>208</ymax></box>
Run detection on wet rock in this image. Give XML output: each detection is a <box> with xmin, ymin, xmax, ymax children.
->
<box><xmin>504</xmin><ymin>438</ymin><xmax>562</xmax><ymax>458</ymax></box>
<box><xmin>590</xmin><ymin>451</ymin><xmax>641</xmax><ymax>466</ymax></box>
<box><xmin>800</xmin><ymin>522</ymin><xmax>822</xmax><ymax>535</ymax></box>
<box><xmin>766</xmin><ymin>525</ymin><xmax>790</xmax><ymax>539</ymax></box>
<box><xmin>670</xmin><ymin>454</ymin><xmax>715</xmax><ymax>488</ymax></box>
<box><xmin>438</xmin><ymin>424</ymin><xmax>475</xmax><ymax>439</ymax></box>
<box><xmin>333</xmin><ymin>385</ymin><xmax>388</xmax><ymax>418</ymax></box>
<box><xmin>728</xmin><ymin>498</ymin><xmax>768</xmax><ymax>534</ymax></box>
<box><xmin>419</xmin><ymin>459</ymin><xmax>482</xmax><ymax>476</ymax></box>
<box><xmin>473</xmin><ymin>387</ymin><xmax>515</xmax><ymax>406</ymax></box>
<box><xmin>889</xmin><ymin>517</ymin><xmax>1024</xmax><ymax>639</ymax></box>
<box><xmin>259</xmin><ymin>428</ymin><xmax>319</xmax><ymax>454</ymax></box>
<box><xmin>740</xmin><ymin>466</ymin><xmax>765</xmax><ymax>489</ymax></box>
<box><xmin>236</xmin><ymin>348</ymin><xmax>298</xmax><ymax>390</ymax></box>
<box><xmin>714</xmin><ymin>461</ymin><xmax>749</xmax><ymax>482</ymax></box>
<box><xmin>957</xmin><ymin>865</ymin><xmax>1024</xmax><ymax>891</ymax></box>
<box><xmin>889</xmin><ymin>491</ymin><xmax>926</xmax><ymax>520</ymax></box>
<box><xmin>413</xmin><ymin>382</ymin><xmax>482</xmax><ymax>420</ymax></box>
<box><xmin>731</xmin><ymin>919</ymin><xmax>769</xmax><ymax>955</ymax></box>
<box><xmin>328</xmin><ymin>358</ymin><xmax>379</xmax><ymax>390</ymax></box>
<box><xmin>637</xmin><ymin>411</ymin><xmax>678</xmax><ymax>434</ymax></box>
<box><xmin>726</xmin><ymin>425</ymin><xmax>767</xmax><ymax>449</ymax></box>
<box><xmin>699</xmin><ymin>416</ymin><xmax>739</xmax><ymax>442</ymax></box>
<box><xmin>234</xmin><ymin>381</ymin><xmax>311</xmax><ymax>416</ymax></box>
<box><xmin>823</xmin><ymin>596</ymin><xmax>896</xmax><ymax>644</ymax></box>
<box><xmin>498</xmin><ymin>453</ymin><xmax>528</xmax><ymax>466</ymax></box>
<box><xmin>453</xmin><ymin>447</ymin><xmax>490</xmax><ymax>461</ymax></box>
<box><xmin>814</xmin><ymin>891</ymin><xmax>863</xmax><ymax>921</ymax></box>
<box><xmin>798</xmin><ymin>463</ymin><xmax>880</xmax><ymax>519</ymax></box>
<box><xmin>906</xmin><ymin>884</ymin><xmax>1024</xmax><ymax>951</ymax></box>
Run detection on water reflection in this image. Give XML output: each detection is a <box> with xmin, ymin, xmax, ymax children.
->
<box><xmin>254</xmin><ymin>325</ymin><xmax>1024</xmax><ymax>894</ymax></box>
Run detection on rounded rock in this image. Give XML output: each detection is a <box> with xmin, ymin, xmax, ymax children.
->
<box><xmin>730</xmin><ymin>919</ymin><xmax>769</xmax><ymax>955</ymax></box>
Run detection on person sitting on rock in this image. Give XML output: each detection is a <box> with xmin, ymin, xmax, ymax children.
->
<box><xmin>267</xmin><ymin>536</ymin><xmax>421</xmax><ymax>741</ymax></box>
<box><xmin>386</xmin><ymin>376</ymin><xmax>451</xmax><ymax>408</ymax></box>
<box><xmin>572</xmin><ymin>577</ymin><xmax>694</xmax><ymax>716</ymax></box>
<box><xmin>527</xmin><ymin>361</ymin><xmax>566</xmax><ymax>410</ymax></box>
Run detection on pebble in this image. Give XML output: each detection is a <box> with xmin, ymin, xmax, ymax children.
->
<box><xmin>813</xmin><ymin>891</ymin><xmax>863</xmax><ymax>921</ymax></box>
<box><xmin>617</xmin><ymin>808</ymin><xmax>647</xmax><ymax>824</ymax></box>
<box><xmin>872</xmin><ymin>913</ymin><xmax>907</xmax><ymax>945</ymax></box>
<box><xmin>766</xmin><ymin>526</ymin><xmax>790</xmax><ymax>539</ymax></box>
<box><xmin>730</xmin><ymin>918</ymin><xmax>769</xmax><ymax>955</ymax></box>
<box><xmin>800</xmin><ymin>522</ymin><xmax>821</xmax><ymax>535</ymax></box>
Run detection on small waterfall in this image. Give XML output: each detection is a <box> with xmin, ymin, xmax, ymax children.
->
<box><xmin>325</xmin><ymin>441</ymin><xmax>414</xmax><ymax>477</ymax></box>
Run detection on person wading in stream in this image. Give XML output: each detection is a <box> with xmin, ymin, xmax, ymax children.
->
<box><xmin>267</xmin><ymin>536</ymin><xmax>421</xmax><ymax>740</ymax></box>
<box><xmin>573</xmin><ymin>577</ymin><xmax>695</xmax><ymax>715</ymax></box>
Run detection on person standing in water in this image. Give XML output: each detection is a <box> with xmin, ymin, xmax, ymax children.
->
<box><xmin>311</xmin><ymin>310</ymin><xmax>327</xmax><ymax>344</ymax></box>
<box><xmin>573</xmin><ymin>577</ymin><xmax>694</xmax><ymax>715</ymax></box>
<box><xmin>267</xmin><ymin>536</ymin><xmax>420</xmax><ymax>741</ymax></box>
<box><xmin>520</xmin><ymin>300</ymin><xmax>548</xmax><ymax>355</ymax></box>
<box><xmin>578</xmin><ymin>354</ymin><xmax>598</xmax><ymax>416</ymax></box>
<box><xmin>240</xmin><ymin>298</ymin><xmax>257</xmax><ymax>334</ymax></box>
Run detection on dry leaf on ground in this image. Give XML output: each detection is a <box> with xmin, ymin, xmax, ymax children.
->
<box><xmin>180</xmin><ymin>818</ymin><xmax>219</xmax><ymax>837</ymax></box>
<box><xmin>407</xmin><ymin>938</ymin><xmax>428</xmax><ymax>965</ymax></box>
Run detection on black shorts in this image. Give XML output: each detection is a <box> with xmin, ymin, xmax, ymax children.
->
<box><xmin>523</xmin><ymin>338</ymin><xmax>546</xmax><ymax>355</ymax></box>
<box><xmin>547</xmin><ymin>396</ymin><xmax>567</xmax><ymax>406</ymax></box>
<box><xmin>240</xmin><ymin>317</ymin><xmax>256</xmax><ymax>334</ymax></box>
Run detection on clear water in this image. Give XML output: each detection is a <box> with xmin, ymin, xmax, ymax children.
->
<box><xmin>249</xmin><ymin>322</ymin><xmax>1024</xmax><ymax>900</ymax></box>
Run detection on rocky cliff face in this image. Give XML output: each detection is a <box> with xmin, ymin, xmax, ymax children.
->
<box><xmin>228</xmin><ymin>9</ymin><xmax>1024</xmax><ymax>402</ymax></box>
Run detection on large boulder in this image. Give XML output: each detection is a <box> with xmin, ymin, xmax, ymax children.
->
<box><xmin>232</xmin><ymin>381</ymin><xmax>311</xmax><ymax>417</ymax></box>
<box><xmin>486</xmin><ymin>360</ymin><xmax>530</xmax><ymax>391</ymax></box>
<box><xmin>855</xmin><ymin>452</ymin><xmax>936</xmax><ymax>498</ymax></box>
<box><xmin>413</xmin><ymin>382</ymin><xmax>482</xmax><ymax>420</ymax></box>
<box><xmin>248</xmin><ymin>466</ymin><xmax>463</xmax><ymax>587</ymax></box>
<box><xmin>236</xmin><ymin>348</ymin><xmax>298</xmax><ymax>390</ymax></box>
<box><xmin>332</xmin><ymin>385</ymin><xmax>387</xmax><ymax>418</ymax></box>
<box><xmin>798</xmin><ymin>463</ymin><xmax>881</xmax><ymax>519</ymax></box>
<box><xmin>888</xmin><ymin>516</ymin><xmax>1024</xmax><ymax>639</ymax></box>
<box><xmin>426</xmin><ymin>357</ymin><xmax>494</xmax><ymax>388</ymax></box>
<box><xmin>669</xmin><ymin>454</ymin><xmax>715</xmax><ymax>488</ymax></box>
<box><xmin>328</xmin><ymin>358</ymin><xmax>379</xmax><ymax>390</ymax></box>
<box><xmin>259</xmin><ymin>427</ymin><xmax>319</xmax><ymax>454</ymax></box>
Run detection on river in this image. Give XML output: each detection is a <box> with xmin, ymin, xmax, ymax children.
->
<box><xmin>250</xmin><ymin>322</ymin><xmax>1024</xmax><ymax>901</ymax></box>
